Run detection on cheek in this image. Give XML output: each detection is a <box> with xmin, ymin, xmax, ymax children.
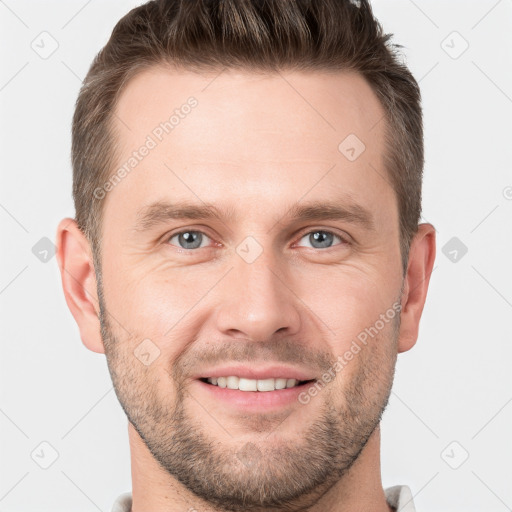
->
<box><xmin>104</xmin><ymin>268</ymin><xmax>215</xmax><ymax>381</ymax></box>
<box><xmin>300</xmin><ymin>266</ymin><xmax>399</xmax><ymax>347</ymax></box>
<box><xmin>103</xmin><ymin>260</ymin><xmax>198</xmax><ymax>336</ymax></box>
<box><xmin>328</xmin><ymin>317</ymin><xmax>398</xmax><ymax>406</ymax></box>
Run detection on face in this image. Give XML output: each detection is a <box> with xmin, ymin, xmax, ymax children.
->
<box><xmin>96</xmin><ymin>66</ymin><xmax>404</xmax><ymax>511</ymax></box>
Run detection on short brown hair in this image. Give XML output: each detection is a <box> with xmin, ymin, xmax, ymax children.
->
<box><xmin>72</xmin><ymin>0</ymin><xmax>423</xmax><ymax>275</ymax></box>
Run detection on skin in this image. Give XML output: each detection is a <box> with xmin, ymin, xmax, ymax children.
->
<box><xmin>56</xmin><ymin>66</ymin><xmax>436</xmax><ymax>512</ymax></box>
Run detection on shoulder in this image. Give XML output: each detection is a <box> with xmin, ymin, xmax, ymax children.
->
<box><xmin>111</xmin><ymin>491</ymin><xmax>132</xmax><ymax>512</ymax></box>
<box><xmin>385</xmin><ymin>485</ymin><xmax>416</xmax><ymax>512</ymax></box>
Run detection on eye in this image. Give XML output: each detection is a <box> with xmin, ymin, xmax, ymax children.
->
<box><xmin>295</xmin><ymin>229</ymin><xmax>348</xmax><ymax>249</ymax></box>
<box><xmin>165</xmin><ymin>228</ymin><xmax>349</xmax><ymax>252</ymax></box>
<box><xmin>167</xmin><ymin>230</ymin><xmax>213</xmax><ymax>250</ymax></box>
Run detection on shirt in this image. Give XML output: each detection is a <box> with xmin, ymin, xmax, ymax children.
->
<box><xmin>111</xmin><ymin>484</ymin><xmax>416</xmax><ymax>511</ymax></box>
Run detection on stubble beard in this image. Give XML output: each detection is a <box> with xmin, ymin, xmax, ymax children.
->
<box><xmin>97</xmin><ymin>277</ymin><xmax>399</xmax><ymax>512</ymax></box>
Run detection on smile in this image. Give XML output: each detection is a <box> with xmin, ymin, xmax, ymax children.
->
<box><xmin>201</xmin><ymin>376</ymin><xmax>314</xmax><ymax>391</ymax></box>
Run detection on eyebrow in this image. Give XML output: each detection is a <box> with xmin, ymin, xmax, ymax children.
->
<box><xmin>133</xmin><ymin>199</ymin><xmax>375</xmax><ymax>232</ymax></box>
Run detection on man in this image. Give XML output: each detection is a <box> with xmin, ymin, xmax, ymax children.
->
<box><xmin>56</xmin><ymin>0</ymin><xmax>436</xmax><ymax>511</ymax></box>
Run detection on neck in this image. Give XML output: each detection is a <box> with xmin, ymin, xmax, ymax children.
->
<box><xmin>128</xmin><ymin>422</ymin><xmax>393</xmax><ymax>512</ymax></box>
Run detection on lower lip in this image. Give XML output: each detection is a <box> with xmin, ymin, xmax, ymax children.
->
<box><xmin>194</xmin><ymin>379</ymin><xmax>316</xmax><ymax>411</ymax></box>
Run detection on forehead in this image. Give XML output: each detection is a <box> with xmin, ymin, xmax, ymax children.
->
<box><xmin>113</xmin><ymin>65</ymin><xmax>385</xmax><ymax>158</ymax></box>
<box><xmin>105</xmin><ymin>65</ymin><xmax>393</xmax><ymax>231</ymax></box>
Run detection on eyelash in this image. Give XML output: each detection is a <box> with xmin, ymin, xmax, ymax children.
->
<box><xmin>165</xmin><ymin>228</ymin><xmax>350</xmax><ymax>252</ymax></box>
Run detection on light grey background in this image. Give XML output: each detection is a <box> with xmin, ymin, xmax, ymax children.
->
<box><xmin>1</xmin><ymin>1</ymin><xmax>511</xmax><ymax>510</ymax></box>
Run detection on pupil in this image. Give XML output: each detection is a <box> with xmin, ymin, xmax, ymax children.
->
<box><xmin>311</xmin><ymin>231</ymin><xmax>332</xmax><ymax>249</ymax></box>
<box><xmin>180</xmin><ymin>231</ymin><xmax>201</xmax><ymax>249</ymax></box>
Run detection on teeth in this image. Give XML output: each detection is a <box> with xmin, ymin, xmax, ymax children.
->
<box><xmin>226</xmin><ymin>376</ymin><xmax>239</xmax><ymax>390</ymax></box>
<box><xmin>205</xmin><ymin>376</ymin><xmax>304</xmax><ymax>391</ymax></box>
<box><xmin>275</xmin><ymin>378</ymin><xmax>287</xmax><ymax>389</ymax></box>
<box><xmin>257</xmin><ymin>378</ymin><xmax>275</xmax><ymax>392</ymax></box>
<box><xmin>239</xmin><ymin>378</ymin><xmax>258</xmax><ymax>391</ymax></box>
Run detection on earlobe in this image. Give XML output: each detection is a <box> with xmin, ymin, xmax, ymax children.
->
<box><xmin>55</xmin><ymin>218</ymin><xmax>105</xmax><ymax>354</ymax></box>
<box><xmin>397</xmin><ymin>223</ymin><xmax>436</xmax><ymax>353</ymax></box>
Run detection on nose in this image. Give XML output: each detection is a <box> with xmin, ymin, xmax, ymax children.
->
<box><xmin>214</xmin><ymin>245</ymin><xmax>302</xmax><ymax>342</ymax></box>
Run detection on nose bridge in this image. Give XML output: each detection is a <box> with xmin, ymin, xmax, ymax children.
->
<box><xmin>214</xmin><ymin>236</ymin><xmax>301</xmax><ymax>340</ymax></box>
<box><xmin>237</xmin><ymin>243</ymin><xmax>283</xmax><ymax>311</ymax></box>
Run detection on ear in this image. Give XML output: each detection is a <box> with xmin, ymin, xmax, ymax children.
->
<box><xmin>55</xmin><ymin>218</ymin><xmax>105</xmax><ymax>354</ymax></box>
<box><xmin>398</xmin><ymin>223</ymin><xmax>436</xmax><ymax>353</ymax></box>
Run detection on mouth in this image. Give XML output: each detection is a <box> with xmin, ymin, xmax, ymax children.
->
<box><xmin>192</xmin><ymin>364</ymin><xmax>319</xmax><ymax>411</ymax></box>
<box><xmin>195</xmin><ymin>375</ymin><xmax>318</xmax><ymax>411</ymax></box>
<box><xmin>199</xmin><ymin>376</ymin><xmax>315</xmax><ymax>392</ymax></box>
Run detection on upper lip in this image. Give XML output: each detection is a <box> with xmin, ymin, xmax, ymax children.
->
<box><xmin>194</xmin><ymin>365</ymin><xmax>317</xmax><ymax>381</ymax></box>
